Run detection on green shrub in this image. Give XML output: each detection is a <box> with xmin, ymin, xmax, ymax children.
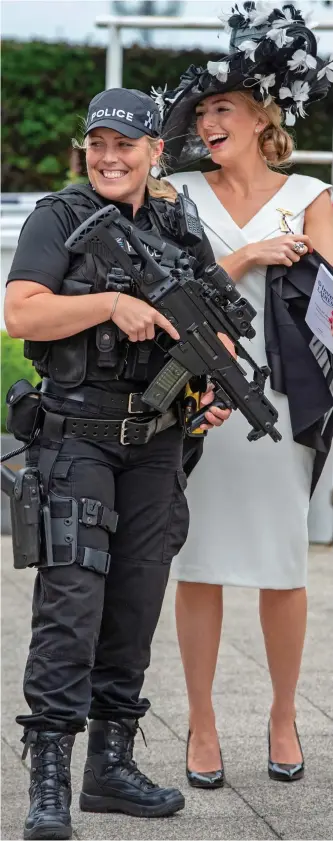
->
<box><xmin>1</xmin><ymin>331</ymin><xmax>40</xmax><ymax>434</ymax></box>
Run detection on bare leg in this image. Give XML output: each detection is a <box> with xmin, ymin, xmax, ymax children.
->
<box><xmin>259</xmin><ymin>588</ymin><xmax>307</xmax><ymax>764</ymax></box>
<box><xmin>175</xmin><ymin>581</ymin><xmax>223</xmax><ymax>772</ymax></box>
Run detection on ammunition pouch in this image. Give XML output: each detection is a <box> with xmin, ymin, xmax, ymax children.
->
<box><xmin>6</xmin><ymin>379</ymin><xmax>42</xmax><ymax>442</ymax></box>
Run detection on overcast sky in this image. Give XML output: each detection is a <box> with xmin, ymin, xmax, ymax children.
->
<box><xmin>2</xmin><ymin>0</ymin><xmax>333</xmax><ymax>54</ymax></box>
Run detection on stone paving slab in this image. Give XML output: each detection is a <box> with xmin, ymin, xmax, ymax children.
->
<box><xmin>1</xmin><ymin>538</ymin><xmax>332</xmax><ymax>840</ymax></box>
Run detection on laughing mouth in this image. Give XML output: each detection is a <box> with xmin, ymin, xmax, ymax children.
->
<box><xmin>100</xmin><ymin>170</ymin><xmax>129</xmax><ymax>180</ymax></box>
<box><xmin>207</xmin><ymin>134</ymin><xmax>228</xmax><ymax>149</ymax></box>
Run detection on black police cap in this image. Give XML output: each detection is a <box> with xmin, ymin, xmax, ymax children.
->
<box><xmin>85</xmin><ymin>88</ymin><xmax>162</xmax><ymax>139</ymax></box>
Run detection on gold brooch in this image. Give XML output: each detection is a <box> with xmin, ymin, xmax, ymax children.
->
<box><xmin>276</xmin><ymin>207</ymin><xmax>294</xmax><ymax>234</ymax></box>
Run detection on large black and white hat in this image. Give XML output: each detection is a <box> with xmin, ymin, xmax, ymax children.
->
<box><xmin>152</xmin><ymin>2</ymin><xmax>333</xmax><ymax>173</ymax></box>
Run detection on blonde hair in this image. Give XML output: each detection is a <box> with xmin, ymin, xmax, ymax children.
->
<box><xmin>72</xmin><ymin>130</ymin><xmax>177</xmax><ymax>203</ymax></box>
<box><xmin>146</xmin><ymin>138</ymin><xmax>177</xmax><ymax>201</ymax></box>
<box><xmin>237</xmin><ymin>91</ymin><xmax>294</xmax><ymax>167</ymax></box>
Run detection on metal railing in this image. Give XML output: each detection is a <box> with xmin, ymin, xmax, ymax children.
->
<box><xmin>95</xmin><ymin>14</ymin><xmax>333</xmax><ymax>180</ymax></box>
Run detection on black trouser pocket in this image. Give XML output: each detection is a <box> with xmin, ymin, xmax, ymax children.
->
<box><xmin>163</xmin><ymin>469</ymin><xmax>189</xmax><ymax>562</ymax></box>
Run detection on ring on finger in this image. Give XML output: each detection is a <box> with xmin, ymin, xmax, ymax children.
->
<box><xmin>292</xmin><ymin>241</ymin><xmax>306</xmax><ymax>254</ymax></box>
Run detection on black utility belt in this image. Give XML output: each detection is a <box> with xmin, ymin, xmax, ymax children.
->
<box><xmin>42</xmin><ymin>380</ymin><xmax>178</xmax><ymax>444</ymax></box>
<box><xmin>41</xmin><ymin>379</ymin><xmax>156</xmax><ymax>416</ymax></box>
<box><xmin>59</xmin><ymin>410</ymin><xmax>177</xmax><ymax>446</ymax></box>
<box><xmin>4</xmin><ymin>378</ymin><xmax>178</xmax><ymax>451</ymax></box>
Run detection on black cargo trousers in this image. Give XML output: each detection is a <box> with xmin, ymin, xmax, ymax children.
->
<box><xmin>16</xmin><ymin>397</ymin><xmax>189</xmax><ymax>735</ymax></box>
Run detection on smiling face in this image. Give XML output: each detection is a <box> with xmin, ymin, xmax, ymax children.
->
<box><xmin>195</xmin><ymin>91</ymin><xmax>268</xmax><ymax>166</ymax></box>
<box><xmin>85</xmin><ymin>127</ymin><xmax>164</xmax><ymax>207</ymax></box>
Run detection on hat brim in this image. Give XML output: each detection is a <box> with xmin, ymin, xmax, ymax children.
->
<box><xmin>162</xmin><ymin>82</ymin><xmax>224</xmax><ymax>174</ymax></box>
<box><xmin>84</xmin><ymin>119</ymin><xmax>146</xmax><ymax>138</ymax></box>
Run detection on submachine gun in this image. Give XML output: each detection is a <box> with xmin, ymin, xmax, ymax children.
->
<box><xmin>65</xmin><ymin>203</ymin><xmax>282</xmax><ymax>444</ymax></box>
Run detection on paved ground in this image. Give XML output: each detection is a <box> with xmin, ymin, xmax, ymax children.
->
<box><xmin>1</xmin><ymin>537</ymin><xmax>333</xmax><ymax>841</ymax></box>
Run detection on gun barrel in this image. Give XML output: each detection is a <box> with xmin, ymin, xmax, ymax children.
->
<box><xmin>1</xmin><ymin>465</ymin><xmax>16</xmax><ymax>497</ymax></box>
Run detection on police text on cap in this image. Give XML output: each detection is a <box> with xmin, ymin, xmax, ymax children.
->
<box><xmin>90</xmin><ymin>108</ymin><xmax>134</xmax><ymax>123</ymax></box>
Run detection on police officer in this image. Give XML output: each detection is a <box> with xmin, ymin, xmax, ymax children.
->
<box><xmin>4</xmin><ymin>88</ymin><xmax>229</xmax><ymax>841</ymax></box>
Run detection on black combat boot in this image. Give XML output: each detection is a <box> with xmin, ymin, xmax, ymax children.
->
<box><xmin>80</xmin><ymin>719</ymin><xmax>185</xmax><ymax>817</ymax></box>
<box><xmin>22</xmin><ymin>730</ymin><xmax>74</xmax><ymax>840</ymax></box>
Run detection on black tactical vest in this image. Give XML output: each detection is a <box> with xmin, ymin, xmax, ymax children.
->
<box><xmin>23</xmin><ymin>184</ymin><xmax>182</xmax><ymax>389</ymax></box>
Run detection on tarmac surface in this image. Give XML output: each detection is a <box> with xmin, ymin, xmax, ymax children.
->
<box><xmin>1</xmin><ymin>537</ymin><xmax>332</xmax><ymax>841</ymax></box>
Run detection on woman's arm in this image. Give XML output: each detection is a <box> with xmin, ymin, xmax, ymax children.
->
<box><xmin>4</xmin><ymin>281</ymin><xmax>119</xmax><ymax>341</ymax></box>
<box><xmin>303</xmin><ymin>190</ymin><xmax>333</xmax><ymax>263</ymax></box>
<box><xmin>3</xmin><ymin>202</ymin><xmax>108</xmax><ymax>340</ymax></box>
<box><xmin>4</xmin><ymin>201</ymin><xmax>179</xmax><ymax>343</ymax></box>
<box><xmin>4</xmin><ymin>281</ymin><xmax>179</xmax><ymax>343</ymax></box>
<box><xmin>217</xmin><ymin>246</ymin><xmax>256</xmax><ymax>282</ymax></box>
<box><xmin>217</xmin><ymin>233</ymin><xmax>314</xmax><ymax>282</ymax></box>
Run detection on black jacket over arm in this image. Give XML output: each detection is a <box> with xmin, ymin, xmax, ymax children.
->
<box><xmin>265</xmin><ymin>250</ymin><xmax>333</xmax><ymax>495</ymax></box>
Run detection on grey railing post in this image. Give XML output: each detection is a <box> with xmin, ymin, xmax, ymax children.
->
<box><xmin>106</xmin><ymin>24</ymin><xmax>123</xmax><ymax>89</ymax></box>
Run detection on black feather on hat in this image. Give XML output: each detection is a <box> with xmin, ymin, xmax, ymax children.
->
<box><xmin>151</xmin><ymin>2</ymin><xmax>333</xmax><ymax>174</ymax></box>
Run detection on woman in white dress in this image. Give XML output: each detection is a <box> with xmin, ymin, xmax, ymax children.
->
<box><xmin>154</xmin><ymin>3</ymin><xmax>333</xmax><ymax>785</ymax></box>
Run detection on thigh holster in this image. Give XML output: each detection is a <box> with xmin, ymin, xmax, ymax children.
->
<box><xmin>42</xmin><ymin>493</ymin><xmax>118</xmax><ymax>575</ymax></box>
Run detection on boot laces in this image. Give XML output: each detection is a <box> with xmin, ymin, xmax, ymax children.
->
<box><xmin>30</xmin><ymin>739</ymin><xmax>70</xmax><ymax>810</ymax></box>
<box><xmin>121</xmin><ymin>758</ymin><xmax>157</xmax><ymax>790</ymax></box>
<box><xmin>106</xmin><ymin>724</ymin><xmax>156</xmax><ymax>791</ymax></box>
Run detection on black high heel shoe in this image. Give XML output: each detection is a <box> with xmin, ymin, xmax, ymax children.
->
<box><xmin>186</xmin><ymin>731</ymin><xmax>224</xmax><ymax>788</ymax></box>
<box><xmin>268</xmin><ymin>720</ymin><xmax>304</xmax><ymax>782</ymax></box>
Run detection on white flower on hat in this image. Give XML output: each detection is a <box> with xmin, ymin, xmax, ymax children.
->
<box><xmin>287</xmin><ymin>50</ymin><xmax>317</xmax><ymax>74</ymax></box>
<box><xmin>247</xmin><ymin>1</ymin><xmax>274</xmax><ymax>28</ymax></box>
<box><xmin>238</xmin><ymin>40</ymin><xmax>258</xmax><ymax>62</ymax></box>
<box><xmin>268</xmin><ymin>6</ymin><xmax>295</xmax><ymax>28</ymax></box>
<box><xmin>279</xmin><ymin>80</ymin><xmax>310</xmax><ymax>119</ymax></box>
<box><xmin>151</xmin><ymin>84</ymin><xmax>167</xmax><ymax>119</ymax></box>
<box><xmin>303</xmin><ymin>11</ymin><xmax>317</xmax><ymax>31</ymax></box>
<box><xmin>254</xmin><ymin>72</ymin><xmax>276</xmax><ymax>99</ymax></box>
<box><xmin>217</xmin><ymin>7</ymin><xmax>232</xmax><ymax>33</ymax></box>
<box><xmin>266</xmin><ymin>27</ymin><xmax>293</xmax><ymax>49</ymax></box>
<box><xmin>207</xmin><ymin>60</ymin><xmax>230</xmax><ymax>83</ymax></box>
<box><xmin>165</xmin><ymin>89</ymin><xmax>184</xmax><ymax>108</ymax></box>
<box><xmin>317</xmin><ymin>57</ymin><xmax>333</xmax><ymax>83</ymax></box>
<box><xmin>285</xmin><ymin>108</ymin><xmax>296</xmax><ymax>126</ymax></box>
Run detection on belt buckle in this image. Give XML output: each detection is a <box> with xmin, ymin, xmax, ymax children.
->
<box><xmin>120</xmin><ymin>418</ymin><xmax>131</xmax><ymax>445</ymax></box>
<box><xmin>128</xmin><ymin>393</ymin><xmax>143</xmax><ymax>414</ymax></box>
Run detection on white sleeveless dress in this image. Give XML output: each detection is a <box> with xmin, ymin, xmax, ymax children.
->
<box><xmin>167</xmin><ymin>172</ymin><xmax>331</xmax><ymax>589</ymax></box>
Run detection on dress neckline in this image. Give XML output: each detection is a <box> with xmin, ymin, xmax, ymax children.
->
<box><xmin>200</xmin><ymin>172</ymin><xmax>295</xmax><ymax>232</ymax></box>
